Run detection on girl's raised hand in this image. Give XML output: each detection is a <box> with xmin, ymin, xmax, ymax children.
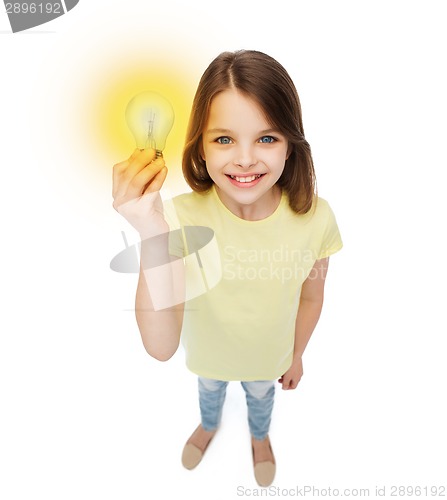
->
<box><xmin>112</xmin><ymin>149</ymin><xmax>169</xmax><ymax>238</ymax></box>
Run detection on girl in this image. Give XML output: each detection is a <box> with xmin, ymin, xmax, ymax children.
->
<box><xmin>112</xmin><ymin>50</ymin><xmax>343</xmax><ymax>487</ymax></box>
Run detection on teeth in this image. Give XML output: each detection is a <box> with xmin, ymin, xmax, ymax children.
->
<box><xmin>229</xmin><ymin>174</ymin><xmax>262</xmax><ymax>183</ymax></box>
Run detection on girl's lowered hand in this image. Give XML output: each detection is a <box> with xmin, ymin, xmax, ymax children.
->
<box><xmin>278</xmin><ymin>357</ymin><xmax>303</xmax><ymax>390</ymax></box>
<box><xmin>112</xmin><ymin>149</ymin><xmax>169</xmax><ymax>239</ymax></box>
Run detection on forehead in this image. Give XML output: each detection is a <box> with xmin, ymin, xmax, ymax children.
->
<box><xmin>206</xmin><ymin>88</ymin><xmax>270</xmax><ymax>129</ymax></box>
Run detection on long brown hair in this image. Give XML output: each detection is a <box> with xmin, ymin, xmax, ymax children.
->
<box><xmin>182</xmin><ymin>50</ymin><xmax>317</xmax><ymax>214</ymax></box>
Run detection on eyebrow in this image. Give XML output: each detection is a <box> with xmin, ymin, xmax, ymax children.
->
<box><xmin>205</xmin><ymin>128</ymin><xmax>280</xmax><ymax>136</ymax></box>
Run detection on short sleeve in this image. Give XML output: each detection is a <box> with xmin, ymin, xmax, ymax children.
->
<box><xmin>164</xmin><ymin>196</ymin><xmax>186</xmax><ymax>259</ymax></box>
<box><xmin>317</xmin><ymin>200</ymin><xmax>343</xmax><ymax>259</ymax></box>
<box><xmin>168</xmin><ymin>229</ymin><xmax>185</xmax><ymax>259</ymax></box>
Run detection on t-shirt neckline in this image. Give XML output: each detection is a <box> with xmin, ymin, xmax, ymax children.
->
<box><xmin>211</xmin><ymin>184</ymin><xmax>287</xmax><ymax>225</ymax></box>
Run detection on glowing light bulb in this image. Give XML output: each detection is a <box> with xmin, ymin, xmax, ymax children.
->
<box><xmin>125</xmin><ymin>91</ymin><xmax>175</xmax><ymax>157</ymax></box>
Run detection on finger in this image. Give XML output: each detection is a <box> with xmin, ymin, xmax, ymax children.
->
<box><xmin>144</xmin><ymin>166</ymin><xmax>168</xmax><ymax>194</ymax></box>
<box><xmin>115</xmin><ymin>148</ymin><xmax>156</xmax><ymax>186</ymax></box>
<box><xmin>281</xmin><ymin>377</ymin><xmax>291</xmax><ymax>390</ymax></box>
<box><xmin>129</xmin><ymin>148</ymin><xmax>140</xmax><ymax>160</ymax></box>
<box><xmin>126</xmin><ymin>148</ymin><xmax>157</xmax><ymax>178</ymax></box>
<box><xmin>112</xmin><ymin>150</ymin><xmax>141</xmax><ymax>197</ymax></box>
<box><xmin>113</xmin><ymin>157</ymin><xmax>131</xmax><ymax>193</ymax></box>
<box><xmin>113</xmin><ymin>149</ymin><xmax>141</xmax><ymax>178</ymax></box>
<box><xmin>119</xmin><ymin>160</ymin><xmax>166</xmax><ymax>203</ymax></box>
<box><xmin>114</xmin><ymin>150</ymin><xmax>159</xmax><ymax>200</ymax></box>
<box><xmin>129</xmin><ymin>158</ymin><xmax>166</xmax><ymax>195</ymax></box>
<box><xmin>113</xmin><ymin>159</ymin><xmax>130</xmax><ymax>198</ymax></box>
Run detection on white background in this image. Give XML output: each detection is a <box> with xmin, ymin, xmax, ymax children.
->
<box><xmin>1</xmin><ymin>1</ymin><xmax>446</xmax><ymax>499</ymax></box>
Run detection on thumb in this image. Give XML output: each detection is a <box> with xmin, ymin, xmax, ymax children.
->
<box><xmin>281</xmin><ymin>374</ymin><xmax>292</xmax><ymax>390</ymax></box>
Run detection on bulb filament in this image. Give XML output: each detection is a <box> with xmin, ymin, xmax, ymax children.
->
<box><xmin>146</xmin><ymin>110</ymin><xmax>157</xmax><ymax>150</ymax></box>
<box><xmin>145</xmin><ymin>110</ymin><xmax>163</xmax><ymax>157</ymax></box>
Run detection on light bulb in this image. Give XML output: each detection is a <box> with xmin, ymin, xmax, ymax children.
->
<box><xmin>125</xmin><ymin>91</ymin><xmax>175</xmax><ymax>157</ymax></box>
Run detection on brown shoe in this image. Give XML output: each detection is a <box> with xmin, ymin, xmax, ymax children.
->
<box><xmin>181</xmin><ymin>424</ymin><xmax>216</xmax><ymax>470</ymax></box>
<box><xmin>252</xmin><ymin>437</ymin><xmax>276</xmax><ymax>487</ymax></box>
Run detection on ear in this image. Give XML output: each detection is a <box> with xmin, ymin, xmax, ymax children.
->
<box><xmin>286</xmin><ymin>143</ymin><xmax>293</xmax><ymax>160</ymax></box>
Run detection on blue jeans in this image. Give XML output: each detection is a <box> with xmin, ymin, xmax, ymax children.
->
<box><xmin>198</xmin><ymin>377</ymin><xmax>275</xmax><ymax>441</ymax></box>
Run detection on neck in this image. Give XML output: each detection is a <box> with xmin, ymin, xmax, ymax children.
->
<box><xmin>215</xmin><ymin>185</ymin><xmax>282</xmax><ymax>221</ymax></box>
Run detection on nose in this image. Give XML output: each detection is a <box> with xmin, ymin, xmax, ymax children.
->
<box><xmin>234</xmin><ymin>143</ymin><xmax>256</xmax><ymax>169</ymax></box>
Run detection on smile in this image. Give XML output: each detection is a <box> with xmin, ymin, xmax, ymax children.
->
<box><xmin>225</xmin><ymin>173</ymin><xmax>266</xmax><ymax>186</ymax></box>
<box><xmin>229</xmin><ymin>174</ymin><xmax>262</xmax><ymax>183</ymax></box>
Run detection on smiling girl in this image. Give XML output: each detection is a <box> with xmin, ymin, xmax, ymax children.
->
<box><xmin>113</xmin><ymin>50</ymin><xmax>343</xmax><ymax>486</ymax></box>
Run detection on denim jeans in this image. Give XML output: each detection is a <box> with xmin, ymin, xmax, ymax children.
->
<box><xmin>198</xmin><ymin>377</ymin><xmax>275</xmax><ymax>441</ymax></box>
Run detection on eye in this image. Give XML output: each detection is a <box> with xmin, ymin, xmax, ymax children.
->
<box><xmin>216</xmin><ymin>136</ymin><xmax>232</xmax><ymax>144</ymax></box>
<box><xmin>259</xmin><ymin>136</ymin><xmax>276</xmax><ymax>144</ymax></box>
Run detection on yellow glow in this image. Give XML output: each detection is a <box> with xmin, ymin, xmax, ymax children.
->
<box><xmin>79</xmin><ymin>53</ymin><xmax>200</xmax><ymax>176</ymax></box>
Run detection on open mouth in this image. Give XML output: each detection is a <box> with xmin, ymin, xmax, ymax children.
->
<box><xmin>226</xmin><ymin>173</ymin><xmax>266</xmax><ymax>184</ymax></box>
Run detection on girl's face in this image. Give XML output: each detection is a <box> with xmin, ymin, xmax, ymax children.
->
<box><xmin>201</xmin><ymin>89</ymin><xmax>289</xmax><ymax>220</ymax></box>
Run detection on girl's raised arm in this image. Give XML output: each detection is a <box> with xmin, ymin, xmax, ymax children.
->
<box><xmin>113</xmin><ymin>149</ymin><xmax>184</xmax><ymax>361</ymax></box>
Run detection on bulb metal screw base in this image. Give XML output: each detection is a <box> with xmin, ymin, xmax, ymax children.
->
<box><xmin>137</xmin><ymin>148</ymin><xmax>163</xmax><ymax>158</ymax></box>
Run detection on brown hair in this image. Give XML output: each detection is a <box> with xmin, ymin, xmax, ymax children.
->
<box><xmin>182</xmin><ymin>50</ymin><xmax>317</xmax><ymax>214</ymax></box>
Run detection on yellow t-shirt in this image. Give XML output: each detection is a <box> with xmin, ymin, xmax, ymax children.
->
<box><xmin>168</xmin><ymin>186</ymin><xmax>343</xmax><ymax>381</ymax></box>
